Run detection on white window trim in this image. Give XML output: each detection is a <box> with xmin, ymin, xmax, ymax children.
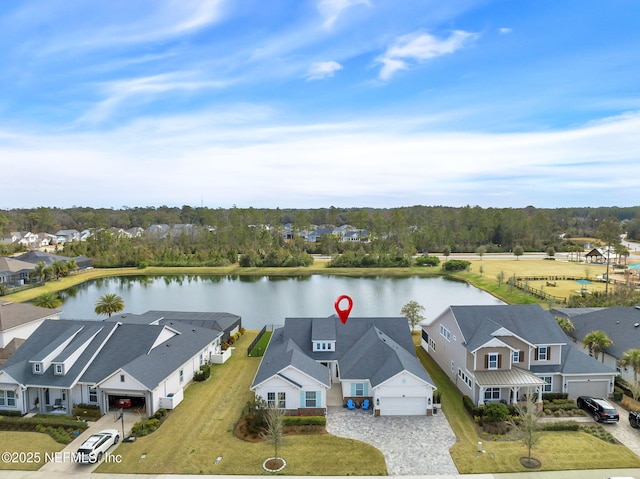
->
<box><xmin>488</xmin><ymin>353</ymin><xmax>499</xmax><ymax>370</ymax></box>
<box><xmin>440</xmin><ymin>324</ymin><xmax>451</xmax><ymax>342</ymax></box>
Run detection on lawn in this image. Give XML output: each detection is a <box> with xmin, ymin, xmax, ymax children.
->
<box><xmin>97</xmin><ymin>331</ymin><xmax>386</xmax><ymax>476</ymax></box>
<box><xmin>415</xmin><ymin>340</ymin><xmax>640</xmax><ymax>473</ymax></box>
<box><xmin>249</xmin><ymin>330</ymin><xmax>272</xmax><ymax>357</ymax></box>
<box><xmin>0</xmin><ymin>432</ymin><xmax>64</xmax><ymax>471</ymax></box>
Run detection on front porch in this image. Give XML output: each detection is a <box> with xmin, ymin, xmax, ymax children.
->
<box><xmin>474</xmin><ymin>367</ymin><xmax>546</xmax><ymax>406</ymax></box>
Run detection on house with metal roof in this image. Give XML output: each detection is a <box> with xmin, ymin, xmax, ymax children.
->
<box><xmin>251</xmin><ymin>316</ymin><xmax>436</xmax><ymax>416</ymax></box>
<box><xmin>421</xmin><ymin>304</ymin><xmax>616</xmax><ymax>406</ymax></box>
<box><xmin>552</xmin><ymin>306</ymin><xmax>640</xmax><ymax>385</ymax></box>
<box><xmin>0</xmin><ymin>318</ymin><xmax>222</xmax><ymax>416</ymax></box>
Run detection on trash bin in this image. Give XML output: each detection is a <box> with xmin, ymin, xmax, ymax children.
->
<box><xmin>433</xmin><ymin>407</ymin><xmax>437</xmax><ymax>414</ymax></box>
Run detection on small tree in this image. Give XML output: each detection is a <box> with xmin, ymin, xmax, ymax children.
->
<box><xmin>497</xmin><ymin>271</ymin><xmax>506</xmax><ymax>287</ymax></box>
<box><xmin>33</xmin><ymin>292</ymin><xmax>62</xmax><ymax>309</ymax></box>
<box><xmin>476</xmin><ymin>245</ymin><xmax>487</xmax><ymax>260</ymax></box>
<box><xmin>555</xmin><ymin>316</ymin><xmax>575</xmax><ymax>335</ymax></box>
<box><xmin>261</xmin><ymin>402</ymin><xmax>285</xmax><ymax>466</ymax></box>
<box><xmin>545</xmin><ymin>246</ymin><xmax>555</xmax><ymax>258</ymax></box>
<box><xmin>619</xmin><ymin>349</ymin><xmax>640</xmax><ymax>386</ymax></box>
<box><xmin>510</xmin><ymin>395</ymin><xmax>541</xmax><ymax>468</ymax></box>
<box><xmin>513</xmin><ymin>245</ymin><xmax>524</xmax><ymax>260</ymax></box>
<box><xmin>401</xmin><ymin>300</ymin><xmax>426</xmax><ymax>331</ymax></box>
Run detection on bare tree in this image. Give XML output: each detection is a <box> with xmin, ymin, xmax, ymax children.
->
<box><xmin>509</xmin><ymin>395</ymin><xmax>541</xmax><ymax>468</ymax></box>
<box><xmin>261</xmin><ymin>402</ymin><xmax>285</xmax><ymax>464</ymax></box>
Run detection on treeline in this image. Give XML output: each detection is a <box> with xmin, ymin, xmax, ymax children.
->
<box><xmin>1</xmin><ymin>205</ymin><xmax>639</xmax><ymax>268</ymax></box>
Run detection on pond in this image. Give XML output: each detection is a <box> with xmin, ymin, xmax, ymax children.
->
<box><xmin>57</xmin><ymin>275</ymin><xmax>504</xmax><ymax>330</ymax></box>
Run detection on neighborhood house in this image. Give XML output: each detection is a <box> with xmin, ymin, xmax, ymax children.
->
<box><xmin>251</xmin><ymin>316</ymin><xmax>436</xmax><ymax>416</ymax></box>
<box><xmin>0</xmin><ymin>311</ymin><xmax>238</xmax><ymax>416</ymax></box>
<box><xmin>421</xmin><ymin>304</ymin><xmax>617</xmax><ymax>406</ymax></box>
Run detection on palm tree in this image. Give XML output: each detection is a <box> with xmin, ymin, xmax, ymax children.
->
<box><xmin>31</xmin><ymin>261</ymin><xmax>48</xmax><ymax>283</ymax></box>
<box><xmin>33</xmin><ymin>292</ymin><xmax>62</xmax><ymax>309</ymax></box>
<box><xmin>582</xmin><ymin>330</ymin><xmax>613</xmax><ymax>363</ymax></box>
<box><xmin>619</xmin><ymin>349</ymin><xmax>640</xmax><ymax>385</ymax></box>
<box><xmin>94</xmin><ymin>293</ymin><xmax>125</xmax><ymax>318</ymax></box>
<box><xmin>50</xmin><ymin>260</ymin><xmax>68</xmax><ymax>280</ymax></box>
<box><xmin>555</xmin><ymin>316</ymin><xmax>575</xmax><ymax>335</ymax></box>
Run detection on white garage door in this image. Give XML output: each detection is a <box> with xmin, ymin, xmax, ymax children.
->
<box><xmin>379</xmin><ymin>397</ymin><xmax>426</xmax><ymax>416</ymax></box>
<box><xmin>567</xmin><ymin>380</ymin><xmax>609</xmax><ymax>399</ymax></box>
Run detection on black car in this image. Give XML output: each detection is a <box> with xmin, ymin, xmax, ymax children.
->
<box><xmin>630</xmin><ymin>410</ymin><xmax>640</xmax><ymax>428</ymax></box>
<box><xmin>576</xmin><ymin>396</ymin><xmax>620</xmax><ymax>423</ymax></box>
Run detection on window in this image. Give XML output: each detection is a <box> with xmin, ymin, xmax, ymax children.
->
<box><xmin>89</xmin><ymin>387</ymin><xmax>97</xmax><ymax>403</ymax></box>
<box><xmin>355</xmin><ymin>383</ymin><xmax>364</xmax><ymax>396</ymax></box>
<box><xmin>540</xmin><ymin>376</ymin><xmax>552</xmax><ymax>392</ymax></box>
<box><xmin>513</xmin><ymin>350</ymin><xmax>522</xmax><ymax>363</ymax></box>
<box><xmin>305</xmin><ymin>391</ymin><xmax>317</xmax><ymax>407</ymax></box>
<box><xmin>33</xmin><ymin>363</ymin><xmax>42</xmax><ymax>374</ymax></box>
<box><xmin>537</xmin><ymin>346</ymin><xmax>548</xmax><ymax>361</ymax></box>
<box><xmin>458</xmin><ymin>369</ymin><xmax>472</xmax><ymax>389</ymax></box>
<box><xmin>179</xmin><ymin>369</ymin><xmax>184</xmax><ymax>384</ymax></box>
<box><xmin>451</xmin><ymin>360</ymin><xmax>455</xmax><ymax>372</ymax></box>
<box><xmin>440</xmin><ymin>324</ymin><xmax>451</xmax><ymax>341</ymax></box>
<box><xmin>0</xmin><ymin>390</ymin><xmax>16</xmax><ymax>407</ymax></box>
<box><xmin>267</xmin><ymin>392</ymin><xmax>276</xmax><ymax>407</ymax></box>
<box><xmin>120</xmin><ymin>374</ymin><xmax>125</xmax><ymax>382</ymax></box>
<box><xmin>488</xmin><ymin>353</ymin><xmax>499</xmax><ymax>369</ymax></box>
<box><xmin>55</xmin><ymin>364</ymin><xmax>63</xmax><ymax>375</ymax></box>
<box><xmin>278</xmin><ymin>392</ymin><xmax>286</xmax><ymax>408</ymax></box>
<box><xmin>428</xmin><ymin>337</ymin><xmax>436</xmax><ymax>351</ymax></box>
<box><xmin>484</xmin><ymin>388</ymin><xmax>500</xmax><ymax>401</ymax></box>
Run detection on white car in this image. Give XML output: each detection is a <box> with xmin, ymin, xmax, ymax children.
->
<box><xmin>77</xmin><ymin>429</ymin><xmax>120</xmax><ymax>464</ymax></box>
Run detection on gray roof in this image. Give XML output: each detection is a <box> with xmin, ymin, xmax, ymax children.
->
<box><xmin>1</xmin><ymin>319</ymin><xmax>221</xmax><ymax>391</ymax></box>
<box><xmin>113</xmin><ymin>310</ymin><xmax>240</xmax><ymax>333</ymax></box>
<box><xmin>0</xmin><ymin>302</ymin><xmax>60</xmax><ymax>331</ymax></box>
<box><xmin>14</xmin><ymin>251</ymin><xmax>73</xmax><ymax>266</ymax></box>
<box><xmin>561</xmin><ymin>306</ymin><xmax>640</xmax><ymax>360</ymax></box>
<box><xmin>450</xmin><ymin>304</ymin><xmax>568</xmax><ymax>351</ymax></box>
<box><xmin>252</xmin><ymin>316</ymin><xmax>434</xmax><ymax>390</ymax></box>
<box><xmin>1</xmin><ymin>320</ymin><xmax>118</xmax><ymax>388</ymax></box>
<box><xmin>550</xmin><ymin>307</ymin><xmax>606</xmax><ymax>318</ymax></box>
<box><xmin>311</xmin><ymin>317</ymin><xmax>336</xmax><ymax>341</ymax></box>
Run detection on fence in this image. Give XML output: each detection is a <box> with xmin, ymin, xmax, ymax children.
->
<box><xmin>508</xmin><ymin>277</ymin><xmax>568</xmax><ymax>304</ymax></box>
<box><xmin>247</xmin><ymin>326</ymin><xmax>267</xmax><ymax>356</ymax></box>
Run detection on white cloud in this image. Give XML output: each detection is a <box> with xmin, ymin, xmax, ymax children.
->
<box><xmin>307</xmin><ymin>61</ymin><xmax>343</xmax><ymax>80</ymax></box>
<box><xmin>377</xmin><ymin>30</ymin><xmax>477</xmax><ymax>80</ymax></box>
<box><xmin>317</xmin><ymin>0</ymin><xmax>371</xmax><ymax>29</ymax></box>
<box><xmin>499</xmin><ymin>27</ymin><xmax>512</xmax><ymax>34</ymax></box>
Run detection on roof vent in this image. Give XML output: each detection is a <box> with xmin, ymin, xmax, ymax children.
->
<box><xmin>635</xmin><ymin>323</ymin><xmax>640</xmax><ymax>328</ymax></box>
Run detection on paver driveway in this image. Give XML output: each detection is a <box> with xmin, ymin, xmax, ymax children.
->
<box><xmin>326</xmin><ymin>406</ymin><xmax>458</xmax><ymax>475</ymax></box>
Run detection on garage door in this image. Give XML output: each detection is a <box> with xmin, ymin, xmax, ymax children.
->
<box><xmin>379</xmin><ymin>397</ymin><xmax>426</xmax><ymax>416</ymax></box>
<box><xmin>567</xmin><ymin>380</ymin><xmax>609</xmax><ymax>399</ymax></box>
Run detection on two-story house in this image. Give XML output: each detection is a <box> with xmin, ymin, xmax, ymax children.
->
<box><xmin>421</xmin><ymin>304</ymin><xmax>616</xmax><ymax>406</ymax></box>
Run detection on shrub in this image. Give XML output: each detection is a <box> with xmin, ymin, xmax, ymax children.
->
<box><xmin>415</xmin><ymin>255</ymin><xmax>440</xmax><ymax>267</ymax></box>
<box><xmin>442</xmin><ymin>260</ymin><xmax>471</xmax><ymax>271</ymax></box>
<box><xmin>542</xmin><ymin>421</ymin><xmax>580</xmax><ymax>431</ymax></box>
<box><xmin>613</xmin><ymin>386</ymin><xmax>624</xmax><ymax>401</ymax></box>
<box><xmin>72</xmin><ymin>403</ymin><xmax>102</xmax><ymax>420</ymax></box>
<box><xmin>282</xmin><ymin>416</ymin><xmax>326</xmax><ymax>426</ymax></box>
<box><xmin>194</xmin><ymin>364</ymin><xmax>211</xmax><ymax>382</ymax></box>
<box><xmin>481</xmin><ymin>402</ymin><xmax>509</xmax><ymax>422</ymax></box>
<box><xmin>0</xmin><ymin>409</ymin><xmax>23</xmax><ymax>417</ymax></box>
<box><xmin>542</xmin><ymin>392</ymin><xmax>568</xmax><ymax>401</ymax></box>
<box><xmin>462</xmin><ymin>395</ymin><xmax>479</xmax><ymax>416</ymax></box>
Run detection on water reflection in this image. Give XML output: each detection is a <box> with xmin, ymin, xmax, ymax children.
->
<box><xmin>54</xmin><ymin>275</ymin><xmax>503</xmax><ymax>329</ymax></box>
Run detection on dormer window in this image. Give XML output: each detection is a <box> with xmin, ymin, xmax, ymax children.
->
<box><xmin>54</xmin><ymin>364</ymin><xmax>64</xmax><ymax>375</ymax></box>
<box><xmin>536</xmin><ymin>346</ymin><xmax>548</xmax><ymax>361</ymax></box>
<box><xmin>313</xmin><ymin>341</ymin><xmax>335</xmax><ymax>352</ymax></box>
<box><xmin>33</xmin><ymin>363</ymin><xmax>42</xmax><ymax>374</ymax></box>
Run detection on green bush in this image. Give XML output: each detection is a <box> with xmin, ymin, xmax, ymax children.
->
<box><xmin>282</xmin><ymin>416</ymin><xmax>326</xmax><ymax>426</ymax></box>
<box><xmin>462</xmin><ymin>395</ymin><xmax>479</xmax><ymax>416</ymax></box>
<box><xmin>0</xmin><ymin>416</ymin><xmax>87</xmax><ymax>444</ymax></box>
<box><xmin>415</xmin><ymin>255</ymin><xmax>440</xmax><ymax>267</ymax></box>
<box><xmin>72</xmin><ymin>403</ymin><xmax>102</xmax><ymax>420</ymax></box>
<box><xmin>481</xmin><ymin>402</ymin><xmax>509</xmax><ymax>422</ymax></box>
<box><xmin>613</xmin><ymin>386</ymin><xmax>624</xmax><ymax>401</ymax></box>
<box><xmin>542</xmin><ymin>421</ymin><xmax>580</xmax><ymax>431</ymax></box>
<box><xmin>194</xmin><ymin>364</ymin><xmax>211</xmax><ymax>382</ymax></box>
<box><xmin>442</xmin><ymin>260</ymin><xmax>471</xmax><ymax>271</ymax></box>
<box><xmin>0</xmin><ymin>409</ymin><xmax>23</xmax><ymax>417</ymax></box>
<box><xmin>542</xmin><ymin>392</ymin><xmax>568</xmax><ymax>401</ymax></box>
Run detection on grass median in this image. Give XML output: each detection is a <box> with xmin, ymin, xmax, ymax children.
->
<box><xmin>97</xmin><ymin>331</ymin><xmax>387</xmax><ymax>476</ymax></box>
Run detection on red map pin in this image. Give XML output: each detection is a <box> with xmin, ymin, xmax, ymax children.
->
<box><xmin>334</xmin><ymin>295</ymin><xmax>353</xmax><ymax>324</ymax></box>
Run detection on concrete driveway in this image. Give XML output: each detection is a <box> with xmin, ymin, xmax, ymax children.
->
<box><xmin>604</xmin><ymin>407</ymin><xmax>640</xmax><ymax>457</ymax></box>
<box><xmin>326</xmin><ymin>406</ymin><xmax>458</xmax><ymax>476</ymax></box>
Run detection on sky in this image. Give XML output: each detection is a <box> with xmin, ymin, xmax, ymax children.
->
<box><xmin>1</xmin><ymin>0</ymin><xmax>639</xmax><ymax>210</ymax></box>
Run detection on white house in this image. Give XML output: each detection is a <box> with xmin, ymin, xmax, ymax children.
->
<box><xmin>251</xmin><ymin>316</ymin><xmax>436</xmax><ymax>416</ymax></box>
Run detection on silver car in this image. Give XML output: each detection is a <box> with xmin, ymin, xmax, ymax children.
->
<box><xmin>76</xmin><ymin>429</ymin><xmax>120</xmax><ymax>464</ymax></box>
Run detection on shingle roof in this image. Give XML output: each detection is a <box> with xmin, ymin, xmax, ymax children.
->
<box><xmin>450</xmin><ymin>304</ymin><xmax>567</xmax><ymax>351</ymax></box>
<box><xmin>530</xmin><ymin>344</ymin><xmax>616</xmax><ymax>375</ymax></box>
<box><xmin>563</xmin><ymin>306</ymin><xmax>640</xmax><ymax>360</ymax></box>
<box><xmin>113</xmin><ymin>310</ymin><xmax>240</xmax><ymax>333</ymax></box>
<box><xmin>252</xmin><ymin>316</ymin><xmax>434</xmax><ymax>390</ymax></box>
<box><xmin>0</xmin><ymin>302</ymin><xmax>61</xmax><ymax>332</ymax></box>
<box><xmin>0</xmin><ymin>257</ymin><xmax>35</xmax><ymax>273</ymax></box>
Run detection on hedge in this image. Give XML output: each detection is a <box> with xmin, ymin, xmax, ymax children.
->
<box><xmin>72</xmin><ymin>403</ymin><xmax>102</xmax><ymax>420</ymax></box>
<box><xmin>282</xmin><ymin>416</ymin><xmax>326</xmax><ymax>426</ymax></box>
<box><xmin>0</xmin><ymin>415</ymin><xmax>88</xmax><ymax>444</ymax></box>
<box><xmin>540</xmin><ymin>420</ymin><xmax>581</xmax><ymax>431</ymax></box>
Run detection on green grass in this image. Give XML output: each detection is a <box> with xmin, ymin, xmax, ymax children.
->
<box><xmin>0</xmin><ymin>432</ymin><xmax>64</xmax><ymax>471</ymax></box>
<box><xmin>249</xmin><ymin>331</ymin><xmax>272</xmax><ymax>357</ymax></box>
<box><xmin>97</xmin><ymin>331</ymin><xmax>386</xmax><ymax>475</ymax></box>
<box><xmin>415</xmin><ymin>340</ymin><xmax>640</xmax><ymax>473</ymax></box>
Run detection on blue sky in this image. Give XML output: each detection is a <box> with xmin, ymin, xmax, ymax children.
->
<box><xmin>1</xmin><ymin>0</ymin><xmax>639</xmax><ymax>210</ymax></box>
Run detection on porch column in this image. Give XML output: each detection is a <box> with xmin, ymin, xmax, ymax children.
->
<box><xmin>478</xmin><ymin>387</ymin><xmax>485</xmax><ymax>406</ymax></box>
<box><xmin>536</xmin><ymin>387</ymin><xmax>543</xmax><ymax>411</ymax></box>
<box><xmin>511</xmin><ymin>386</ymin><xmax>520</xmax><ymax>405</ymax></box>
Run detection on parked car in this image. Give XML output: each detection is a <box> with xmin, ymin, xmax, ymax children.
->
<box><xmin>77</xmin><ymin>429</ymin><xmax>120</xmax><ymax>464</ymax></box>
<box><xmin>576</xmin><ymin>396</ymin><xmax>620</xmax><ymax>423</ymax></box>
<box><xmin>630</xmin><ymin>410</ymin><xmax>640</xmax><ymax>428</ymax></box>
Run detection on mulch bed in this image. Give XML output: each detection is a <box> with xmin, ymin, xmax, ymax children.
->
<box><xmin>234</xmin><ymin>417</ymin><xmax>326</xmax><ymax>442</ymax></box>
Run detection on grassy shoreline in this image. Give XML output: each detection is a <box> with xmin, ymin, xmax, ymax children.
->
<box><xmin>4</xmin><ymin>256</ymin><xmax>607</xmax><ymax>306</ymax></box>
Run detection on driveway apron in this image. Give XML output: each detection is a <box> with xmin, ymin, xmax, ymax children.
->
<box><xmin>326</xmin><ymin>406</ymin><xmax>458</xmax><ymax>475</ymax></box>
